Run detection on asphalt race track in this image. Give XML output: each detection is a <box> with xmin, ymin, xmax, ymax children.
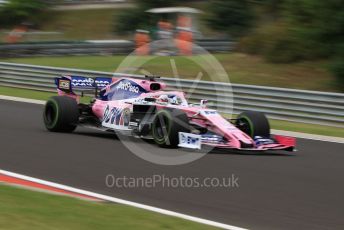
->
<box><xmin>0</xmin><ymin>99</ymin><xmax>343</xmax><ymax>230</ymax></box>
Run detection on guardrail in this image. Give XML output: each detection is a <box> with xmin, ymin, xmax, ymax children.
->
<box><xmin>0</xmin><ymin>39</ymin><xmax>234</xmax><ymax>57</ymax></box>
<box><xmin>0</xmin><ymin>62</ymin><xmax>343</xmax><ymax>127</ymax></box>
<box><xmin>0</xmin><ymin>40</ymin><xmax>134</xmax><ymax>57</ymax></box>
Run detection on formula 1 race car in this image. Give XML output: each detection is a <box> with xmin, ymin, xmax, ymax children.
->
<box><xmin>43</xmin><ymin>74</ymin><xmax>296</xmax><ymax>151</ymax></box>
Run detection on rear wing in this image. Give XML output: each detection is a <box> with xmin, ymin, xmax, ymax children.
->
<box><xmin>55</xmin><ymin>75</ymin><xmax>113</xmax><ymax>95</ymax></box>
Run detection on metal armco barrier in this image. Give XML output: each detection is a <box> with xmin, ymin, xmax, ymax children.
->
<box><xmin>0</xmin><ymin>39</ymin><xmax>234</xmax><ymax>57</ymax></box>
<box><xmin>0</xmin><ymin>62</ymin><xmax>343</xmax><ymax>127</ymax></box>
<box><xmin>0</xmin><ymin>41</ymin><xmax>134</xmax><ymax>57</ymax></box>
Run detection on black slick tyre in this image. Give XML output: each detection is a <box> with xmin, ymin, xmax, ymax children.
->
<box><xmin>43</xmin><ymin>96</ymin><xmax>79</xmax><ymax>132</ymax></box>
<box><xmin>152</xmin><ymin>109</ymin><xmax>190</xmax><ymax>147</ymax></box>
<box><xmin>236</xmin><ymin>111</ymin><xmax>270</xmax><ymax>138</ymax></box>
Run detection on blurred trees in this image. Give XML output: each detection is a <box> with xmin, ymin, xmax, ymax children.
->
<box><xmin>114</xmin><ymin>0</ymin><xmax>184</xmax><ymax>35</ymax></box>
<box><xmin>208</xmin><ymin>0</ymin><xmax>343</xmax><ymax>88</ymax></box>
<box><xmin>206</xmin><ymin>0</ymin><xmax>254</xmax><ymax>37</ymax></box>
<box><xmin>255</xmin><ymin>0</ymin><xmax>286</xmax><ymax>20</ymax></box>
<box><xmin>282</xmin><ymin>0</ymin><xmax>343</xmax><ymax>86</ymax></box>
<box><xmin>0</xmin><ymin>0</ymin><xmax>48</xmax><ymax>27</ymax></box>
<box><xmin>113</xmin><ymin>0</ymin><xmax>343</xmax><ymax>88</ymax></box>
<box><xmin>285</xmin><ymin>0</ymin><xmax>343</xmax><ymax>59</ymax></box>
<box><xmin>330</xmin><ymin>54</ymin><xmax>344</xmax><ymax>88</ymax></box>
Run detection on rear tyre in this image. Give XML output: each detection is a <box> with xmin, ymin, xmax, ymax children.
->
<box><xmin>43</xmin><ymin>96</ymin><xmax>79</xmax><ymax>132</ymax></box>
<box><xmin>236</xmin><ymin>111</ymin><xmax>270</xmax><ymax>138</ymax></box>
<box><xmin>152</xmin><ymin>109</ymin><xmax>190</xmax><ymax>148</ymax></box>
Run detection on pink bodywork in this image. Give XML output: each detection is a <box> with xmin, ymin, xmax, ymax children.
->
<box><xmin>87</xmin><ymin>77</ymin><xmax>296</xmax><ymax>151</ymax></box>
<box><xmin>61</xmin><ymin>76</ymin><xmax>295</xmax><ymax>151</ymax></box>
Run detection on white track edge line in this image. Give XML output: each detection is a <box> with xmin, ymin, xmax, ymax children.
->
<box><xmin>0</xmin><ymin>95</ymin><xmax>45</xmax><ymax>104</ymax></box>
<box><xmin>1</xmin><ymin>95</ymin><xmax>343</xmax><ymax>144</ymax></box>
<box><xmin>0</xmin><ymin>169</ymin><xmax>247</xmax><ymax>230</ymax></box>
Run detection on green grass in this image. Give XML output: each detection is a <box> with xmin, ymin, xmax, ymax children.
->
<box><xmin>0</xmin><ymin>86</ymin><xmax>91</xmax><ymax>103</ymax></box>
<box><xmin>1</xmin><ymin>53</ymin><xmax>340</xmax><ymax>92</ymax></box>
<box><xmin>0</xmin><ymin>86</ymin><xmax>342</xmax><ymax>137</ymax></box>
<box><xmin>0</xmin><ymin>86</ymin><xmax>56</xmax><ymax>101</ymax></box>
<box><xmin>269</xmin><ymin>119</ymin><xmax>344</xmax><ymax>137</ymax></box>
<box><xmin>0</xmin><ymin>185</ymin><xmax>216</xmax><ymax>230</ymax></box>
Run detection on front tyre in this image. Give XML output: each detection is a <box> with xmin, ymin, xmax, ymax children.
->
<box><xmin>152</xmin><ymin>109</ymin><xmax>190</xmax><ymax>148</ymax></box>
<box><xmin>236</xmin><ymin>111</ymin><xmax>270</xmax><ymax>138</ymax></box>
<box><xmin>43</xmin><ymin>96</ymin><xmax>79</xmax><ymax>132</ymax></box>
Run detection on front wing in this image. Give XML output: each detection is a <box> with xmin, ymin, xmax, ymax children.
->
<box><xmin>178</xmin><ymin>132</ymin><xmax>296</xmax><ymax>152</ymax></box>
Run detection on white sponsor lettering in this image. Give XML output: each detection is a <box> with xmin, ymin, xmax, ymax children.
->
<box><xmin>71</xmin><ymin>77</ymin><xmax>94</xmax><ymax>87</ymax></box>
<box><xmin>95</xmin><ymin>79</ymin><xmax>110</xmax><ymax>87</ymax></box>
<box><xmin>200</xmin><ymin>110</ymin><xmax>218</xmax><ymax>116</ymax></box>
<box><xmin>178</xmin><ymin>132</ymin><xmax>201</xmax><ymax>149</ymax></box>
<box><xmin>102</xmin><ymin>105</ymin><xmax>131</xmax><ymax>130</ymax></box>
<box><xmin>116</xmin><ymin>81</ymin><xmax>140</xmax><ymax>93</ymax></box>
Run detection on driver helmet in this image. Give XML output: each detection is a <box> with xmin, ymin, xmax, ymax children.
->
<box><xmin>158</xmin><ymin>94</ymin><xmax>169</xmax><ymax>104</ymax></box>
<box><xmin>168</xmin><ymin>95</ymin><xmax>180</xmax><ymax>105</ymax></box>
